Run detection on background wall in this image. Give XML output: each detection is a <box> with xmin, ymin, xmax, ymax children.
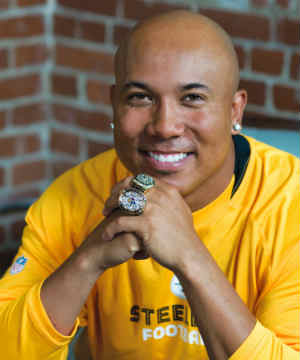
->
<box><xmin>0</xmin><ymin>0</ymin><xmax>299</xmax><ymax>272</ymax></box>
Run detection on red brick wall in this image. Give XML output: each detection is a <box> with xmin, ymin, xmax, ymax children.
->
<box><xmin>0</xmin><ymin>0</ymin><xmax>51</xmax><ymax>269</ymax></box>
<box><xmin>0</xmin><ymin>0</ymin><xmax>299</xmax><ymax>271</ymax></box>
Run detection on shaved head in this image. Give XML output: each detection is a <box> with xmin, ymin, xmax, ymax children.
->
<box><xmin>114</xmin><ymin>10</ymin><xmax>240</xmax><ymax>94</ymax></box>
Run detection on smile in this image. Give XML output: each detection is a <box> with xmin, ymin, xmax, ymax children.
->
<box><xmin>140</xmin><ymin>150</ymin><xmax>194</xmax><ymax>173</ymax></box>
<box><xmin>148</xmin><ymin>151</ymin><xmax>189</xmax><ymax>163</ymax></box>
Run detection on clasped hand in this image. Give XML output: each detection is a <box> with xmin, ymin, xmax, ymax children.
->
<box><xmin>83</xmin><ymin>176</ymin><xmax>201</xmax><ymax>273</ymax></box>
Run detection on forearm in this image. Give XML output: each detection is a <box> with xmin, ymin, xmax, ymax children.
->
<box><xmin>0</xmin><ymin>281</ymin><xmax>72</xmax><ymax>359</ymax></box>
<box><xmin>175</xmin><ymin>240</ymin><xmax>256</xmax><ymax>360</ymax></box>
<box><xmin>41</xmin><ymin>249</ymin><xmax>104</xmax><ymax>335</ymax></box>
<box><xmin>41</xmin><ymin>216</ymin><xmax>141</xmax><ymax>336</ymax></box>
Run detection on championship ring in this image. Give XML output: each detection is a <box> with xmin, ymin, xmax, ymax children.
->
<box><xmin>118</xmin><ymin>188</ymin><xmax>147</xmax><ymax>215</ymax></box>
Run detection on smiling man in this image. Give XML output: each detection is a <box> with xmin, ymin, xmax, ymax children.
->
<box><xmin>0</xmin><ymin>10</ymin><xmax>299</xmax><ymax>360</ymax></box>
<box><xmin>112</xmin><ymin>13</ymin><xmax>243</xmax><ymax>210</ymax></box>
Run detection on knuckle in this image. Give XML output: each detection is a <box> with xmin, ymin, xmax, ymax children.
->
<box><xmin>166</xmin><ymin>185</ymin><xmax>178</xmax><ymax>196</ymax></box>
<box><xmin>124</xmin><ymin>234</ymin><xmax>139</xmax><ymax>253</ymax></box>
<box><xmin>115</xmin><ymin>216</ymin><xmax>125</xmax><ymax>227</ymax></box>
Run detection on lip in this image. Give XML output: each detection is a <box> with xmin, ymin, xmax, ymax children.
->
<box><xmin>139</xmin><ymin>150</ymin><xmax>194</xmax><ymax>172</ymax></box>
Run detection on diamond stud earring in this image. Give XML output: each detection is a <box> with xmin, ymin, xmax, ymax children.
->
<box><xmin>232</xmin><ymin>123</ymin><xmax>242</xmax><ymax>132</ymax></box>
<box><xmin>110</xmin><ymin>122</ymin><xmax>114</xmax><ymax>130</ymax></box>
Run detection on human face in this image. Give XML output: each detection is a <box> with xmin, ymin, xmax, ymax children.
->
<box><xmin>111</xmin><ymin>41</ymin><xmax>245</xmax><ymax>210</ymax></box>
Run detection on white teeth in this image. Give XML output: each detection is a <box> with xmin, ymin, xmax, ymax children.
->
<box><xmin>148</xmin><ymin>152</ymin><xmax>188</xmax><ymax>162</ymax></box>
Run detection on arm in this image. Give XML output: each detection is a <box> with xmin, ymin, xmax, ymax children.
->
<box><xmin>0</xmin><ymin>177</ymin><xmax>140</xmax><ymax>358</ymax></box>
<box><xmin>175</xmin><ymin>239</ymin><xmax>299</xmax><ymax>359</ymax></box>
<box><xmin>102</xmin><ymin>177</ymin><xmax>300</xmax><ymax>359</ymax></box>
<box><xmin>40</xmin><ymin>210</ymin><xmax>141</xmax><ymax>335</ymax></box>
<box><xmin>175</xmin><ymin>241</ymin><xmax>256</xmax><ymax>359</ymax></box>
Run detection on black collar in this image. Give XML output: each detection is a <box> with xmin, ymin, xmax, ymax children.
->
<box><xmin>231</xmin><ymin>135</ymin><xmax>251</xmax><ymax>197</ymax></box>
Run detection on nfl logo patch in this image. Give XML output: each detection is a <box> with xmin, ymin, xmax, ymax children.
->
<box><xmin>10</xmin><ymin>256</ymin><xmax>28</xmax><ymax>275</ymax></box>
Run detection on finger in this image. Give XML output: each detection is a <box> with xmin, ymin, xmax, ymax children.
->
<box><xmin>103</xmin><ymin>176</ymin><xmax>133</xmax><ymax>216</ymax></box>
<box><xmin>102</xmin><ymin>215</ymin><xmax>148</xmax><ymax>245</ymax></box>
<box><xmin>100</xmin><ymin>232</ymin><xmax>142</xmax><ymax>270</ymax></box>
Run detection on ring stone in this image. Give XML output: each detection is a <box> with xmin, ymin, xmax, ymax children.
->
<box><xmin>132</xmin><ymin>174</ymin><xmax>155</xmax><ymax>192</ymax></box>
<box><xmin>118</xmin><ymin>188</ymin><xmax>146</xmax><ymax>215</ymax></box>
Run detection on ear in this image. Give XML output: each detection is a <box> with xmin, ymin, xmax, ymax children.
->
<box><xmin>231</xmin><ymin>89</ymin><xmax>247</xmax><ymax>135</ymax></box>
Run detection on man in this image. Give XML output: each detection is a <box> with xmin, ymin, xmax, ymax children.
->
<box><xmin>0</xmin><ymin>10</ymin><xmax>299</xmax><ymax>360</ymax></box>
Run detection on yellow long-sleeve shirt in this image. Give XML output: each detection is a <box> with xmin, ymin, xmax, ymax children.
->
<box><xmin>0</xmin><ymin>135</ymin><xmax>299</xmax><ymax>359</ymax></box>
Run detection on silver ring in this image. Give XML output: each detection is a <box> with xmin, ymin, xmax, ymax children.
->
<box><xmin>118</xmin><ymin>188</ymin><xmax>147</xmax><ymax>215</ymax></box>
<box><xmin>131</xmin><ymin>174</ymin><xmax>155</xmax><ymax>192</ymax></box>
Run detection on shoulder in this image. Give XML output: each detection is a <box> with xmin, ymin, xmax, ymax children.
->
<box><xmin>246</xmin><ymin>135</ymin><xmax>299</xmax><ymax>198</ymax></box>
<box><xmin>244</xmin><ymin>137</ymin><xmax>299</xmax><ymax>260</ymax></box>
<box><xmin>247</xmin><ymin>135</ymin><xmax>299</xmax><ymax>176</ymax></box>
<box><xmin>26</xmin><ymin>149</ymin><xmax>130</xmax><ymax>244</ymax></box>
<box><xmin>43</xmin><ymin>148</ymin><xmax>128</xmax><ymax>203</ymax></box>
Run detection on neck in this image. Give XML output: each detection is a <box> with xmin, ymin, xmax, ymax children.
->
<box><xmin>185</xmin><ymin>141</ymin><xmax>235</xmax><ymax>212</ymax></box>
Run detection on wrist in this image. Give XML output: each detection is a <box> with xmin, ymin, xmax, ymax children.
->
<box><xmin>73</xmin><ymin>245</ymin><xmax>106</xmax><ymax>279</ymax></box>
<box><xmin>173</xmin><ymin>238</ymin><xmax>212</xmax><ymax>285</ymax></box>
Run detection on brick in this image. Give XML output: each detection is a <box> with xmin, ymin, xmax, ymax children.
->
<box><xmin>55</xmin><ymin>17</ymin><xmax>105</xmax><ymax>43</ymax></box>
<box><xmin>51</xmin><ymin>73</ymin><xmax>77</xmax><ymax>97</ymax></box>
<box><xmin>251</xmin><ymin>48</ymin><xmax>284</xmax><ymax>75</ymax></box>
<box><xmin>23</xmin><ymin>134</ymin><xmax>41</xmax><ymax>154</ymax></box>
<box><xmin>53</xmin><ymin>104</ymin><xmax>111</xmax><ymax>132</ymax></box>
<box><xmin>86</xmin><ymin>80</ymin><xmax>111</xmax><ymax>105</ymax></box>
<box><xmin>276</xmin><ymin>0</ymin><xmax>290</xmax><ymax>8</ymax></box>
<box><xmin>10</xmin><ymin>219</ymin><xmax>26</xmax><ymax>242</ymax></box>
<box><xmin>15</xmin><ymin>43</ymin><xmax>48</xmax><ymax>67</ymax></box>
<box><xmin>87</xmin><ymin>140</ymin><xmax>112</xmax><ymax>158</ymax></box>
<box><xmin>0</xmin><ymin>49</ymin><xmax>8</xmax><ymax>69</ymax></box>
<box><xmin>239</xmin><ymin>79</ymin><xmax>266</xmax><ymax>106</ymax></box>
<box><xmin>0</xmin><ymin>111</ymin><xmax>5</xmax><ymax>129</ymax></box>
<box><xmin>50</xmin><ymin>129</ymin><xmax>79</xmax><ymax>156</ymax></box>
<box><xmin>18</xmin><ymin>0</ymin><xmax>46</xmax><ymax>5</ymax></box>
<box><xmin>56</xmin><ymin>45</ymin><xmax>114</xmax><ymax>74</ymax></box>
<box><xmin>80</xmin><ymin>20</ymin><xmax>105</xmax><ymax>43</ymax></box>
<box><xmin>0</xmin><ymin>167</ymin><xmax>5</xmax><ymax>187</ymax></box>
<box><xmin>273</xmin><ymin>85</ymin><xmax>298</xmax><ymax>112</ymax></box>
<box><xmin>57</xmin><ymin>0</ymin><xmax>117</xmax><ymax>16</ymax></box>
<box><xmin>51</xmin><ymin>160</ymin><xmax>76</xmax><ymax>179</ymax></box>
<box><xmin>124</xmin><ymin>0</ymin><xmax>186</xmax><ymax>21</ymax></box>
<box><xmin>0</xmin><ymin>74</ymin><xmax>41</xmax><ymax>100</ymax></box>
<box><xmin>0</xmin><ymin>16</ymin><xmax>44</xmax><ymax>39</ymax></box>
<box><xmin>113</xmin><ymin>25</ymin><xmax>132</xmax><ymax>45</ymax></box>
<box><xmin>8</xmin><ymin>189</ymin><xmax>40</xmax><ymax>203</ymax></box>
<box><xmin>54</xmin><ymin>15</ymin><xmax>76</xmax><ymax>38</ymax></box>
<box><xmin>277</xmin><ymin>19</ymin><xmax>298</xmax><ymax>46</ymax></box>
<box><xmin>201</xmin><ymin>9</ymin><xmax>270</xmax><ymax>41</ymax></box>
<box><xmin>244</xmin><ymin>111</ymin><xmax>298</xmax><ymax>130</ymax></box>
<box><xmin>12</xmin><ymin>103</ymin><xmax>46</xmax><ymax>126</ymax></box>
<box><xmin>290</xmin><ymin>53</ymin><xmax>299</xmax><ymax>80</ymax></box>
<box><xmin>12</xmin><ymin>160</ymin><xmax>46</xmax><ymax>186</ymax></box>
<box><xmin>234</xmin><ymin>45</ymin><xmax>246</xmax><ymax>69</ymax></box>
<box><xmin>0</xmin><ymin>136</ymin><xmax>17</xmax><ymax>157</ymax></box>
<box><xmin>251</xmin><ymin>0</ymin><xmax>268</xmax><ymax>7</ymax></box>
<box><xmin>0</xmin><ymin>0</ymin><xmax>9</xmax><ymax>9</ymax></box>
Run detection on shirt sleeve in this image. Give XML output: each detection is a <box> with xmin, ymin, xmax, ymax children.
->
<box><xmin>230</xmin><ymin>240</ymin><xmax>300</xmax><ymax>359</ymax></box>
<box><xmin>0</xmin><ymin>181</ymin><xmax>88</xmax><ymax>359</ymax></box>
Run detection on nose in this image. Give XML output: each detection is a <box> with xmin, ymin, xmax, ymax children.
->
<box><xmin>146</xmin><ymin>100</ymin><xmax>185</xmax><ymax>139</ymax></box>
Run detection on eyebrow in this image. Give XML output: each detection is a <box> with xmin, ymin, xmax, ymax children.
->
<box><xmin>123</xmin><ymin>81</ymin><xmax>150</xmax><ymax>91</ymax></box>
<box><xmin>122</xmin><ymin>81</ymin><xmax>210</xmax><ymax>93</ymax></box>
<box><xmin>180</xmin><ymin>83</ymin><xmax>210</xmax><ymax>92</ymax></box>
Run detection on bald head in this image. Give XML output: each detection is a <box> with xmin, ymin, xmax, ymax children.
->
<box><xmin>114</xmin><ymin>10</ymin><xmax>240</xmax><ymax>94</ymax></box>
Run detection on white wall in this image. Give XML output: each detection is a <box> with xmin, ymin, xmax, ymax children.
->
<box><xmin>243</xmin><ymin>127</ymin><xmax>299</xmax><ymax>157</ymax></box>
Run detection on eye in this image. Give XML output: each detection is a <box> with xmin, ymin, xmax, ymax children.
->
<box><xmin>127</xmin><ymin>93</ymin><xmax>153</xmax><ymax>106</ymax></box>
<box><xmin>182</xmin><ymin>93</ymin><xmax>205</xmax><ymax>105</ymax></box>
